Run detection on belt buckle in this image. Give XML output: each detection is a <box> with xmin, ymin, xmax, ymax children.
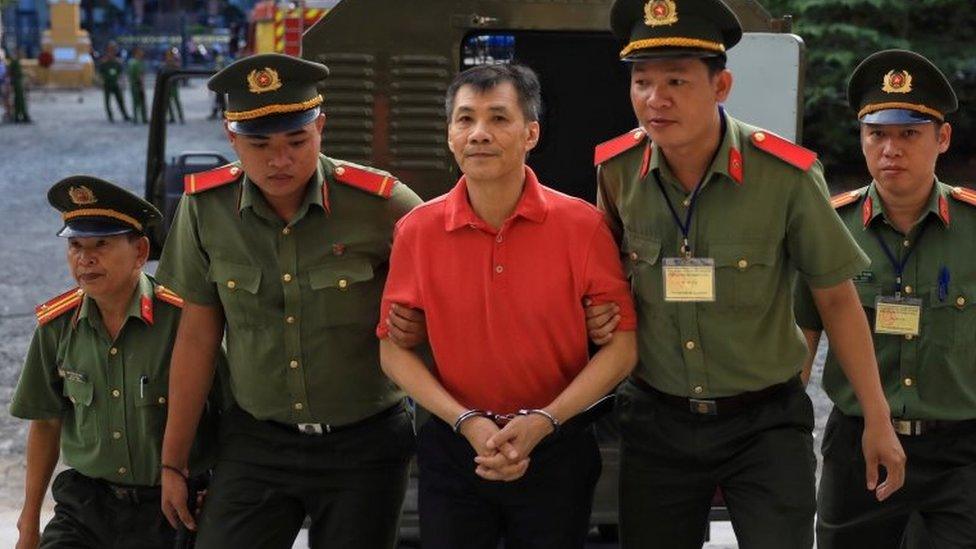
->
<box><xmin>111</xmin><ymin>485</ymin><xmax>138</xmax><ymax>503</ymax></box>
<box><xmin>297</xmin><ymin>423</ymin><xmax>324</xmax><ymax>435</ymax></box>
<box><xmin>689</xmin><ymin>398</ymin><xmax>718</xmax><ymax>415</ymax></box>
<box><xmin>892</xmin><ymin>419</ymin><xmax>920</xmax><ymax>436</ymax></box>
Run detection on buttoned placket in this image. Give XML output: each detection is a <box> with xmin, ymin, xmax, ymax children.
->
<box><xmin>278</xmin><ymin>218</ymin><xmax>310</xmax><ymax>422</ymax></box>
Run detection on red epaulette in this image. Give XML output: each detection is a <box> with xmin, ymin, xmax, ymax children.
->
<box><xmin>184</xmin><ymin>164</ymin><xmax>243</xmax><ymax>195</ymax></box>
<box><xmin>154</xmin><ymin>286</ymin><xmax>184</xmax><ymax>308</ymax></box>
<box><xmin>830</xmin><ymin>190</ymin><xmax>862</xmax><ymax>209</ymax></box>
<box><xmin>35</xmin><ymin>288</ymin><xmax>83</xmax><ymax>326</ymax></box>
<box><xmin>594</xmin><ymin>128</ymin><xmax>647</xmax><ymax>166</ymax></box>
<box><xmin>750</xmin><ymin>130</ymin><xmax>818</xmax><ymax>172</ymax></box>
<box><xmin>951</xmin><ymin>186</ymin><xmax>976</xmax><ymax>207</ymax></box>
<box><xmin>333</xmin><ymin>164</ymin><xmax>396</xmax><ymax>199</ymax></box>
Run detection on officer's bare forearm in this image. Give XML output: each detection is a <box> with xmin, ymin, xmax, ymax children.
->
<box><xmin>379</xmin><ymin>339</ymin><xmax>467</xmax><ymax>425</ymax></box>
<box><xmin>800</xmin><ymin>328</ymin><xmax>822</xmax><ymax>386</ymax></box>
<box><xmin>163</xmin><ymin>302</ymin><xmax>222</xmax><ymax>469</ymax></box>
<box><xmin>812</xmin><ymin>281</ymin><xmax>891</xmax><ymax>422</ymax></box>
<box><xmin>20</xmin><ymin>419</ymin><xmax>61</xmax><ymax>526</ymax></box>
<box><xmin>544</xmin><ymin>331</ymin><xmax>637</xmax><ymax>423</ymax></box>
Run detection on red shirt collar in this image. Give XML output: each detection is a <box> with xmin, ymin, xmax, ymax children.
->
<box><xmin>444</xmin><ymin>166</ymin><xmax>549</xmax><ymax>232</ymax></box>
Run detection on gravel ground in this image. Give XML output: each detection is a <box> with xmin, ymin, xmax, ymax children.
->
<box><xmin>0</xmin><ymin>80</ymin><xmax>833</xmax><ymax>547</ymax></box>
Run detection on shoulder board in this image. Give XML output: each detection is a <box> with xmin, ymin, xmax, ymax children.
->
<box><xmin>594</xmin><ymin>128</ymin><xmax>647</xmax><ymax>166</ymax></box>
<box><xmin>184</xmin><ymin>164</ymin><xmax>243</xmax><ymax>195</ymax></box>
<box><xmin>951</xmin><ymin>186</ymin><xmax>976</xmax><ymax>207</ymax></box>
<box><xmin>750</xmin><ymin>131</ymin><xmax>818</xmax><ymax>172</ymax></box>
<box><xmin>35</xmin><ymin>288</ymin><xmax>83</xmax><ymax>326</ymax></box>
<box><xmin>154</xmin><ymin>286</ymin><xmax>184</xmax><ymax>308</ymax></box>
<box><xmin>333</xmin><ymin>164</ymin><xmax>396</xmax><ymax>199</ymax></box>
<box><xmin>830</xmin><ymin>190</ymin><xmax>863</xmax><ymax>209</ymax></box>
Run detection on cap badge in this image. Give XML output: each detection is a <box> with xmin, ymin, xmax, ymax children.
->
<box><xmin>247</xmin><ymin>68</ymin><xmax>283</xmax><ymax>94</ymax></box>
<box><xmin>68</xmin><ymin>186</ymin><xmax>97</xmax><ymax>205</ymax></box>
<box><xmin>882</xmin><ymin>70</ymin><xmax>913</xmax><ymax>94</ymax></box>
<box><xmin>644</xmin><ymin>0</ymin><xmax>678</xmax><ymax>27</ymax></box>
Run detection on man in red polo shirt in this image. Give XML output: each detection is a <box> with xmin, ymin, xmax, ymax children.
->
<box><xmin>378</xmin><ymin>63</ymin><xmax>638</xmax><ymax>549</ymax></box>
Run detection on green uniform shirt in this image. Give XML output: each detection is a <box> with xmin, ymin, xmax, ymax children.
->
<box><xmin>597</xmin><ymin>112</ymin><xmax>868</xmax><ymax>398</ymax></box>
<box><xmin>10</xmin><ymin>273</ymin><xmax>216</xmax><ymax>486</ymax></box>
<box><xmin>795</xmin><ymin>181</ymin><xmax>976</xmax><ymax>420</ymax></box>
<box><xmin>156</xmin><ymin>155</ymin><xmax>422</xmax><ymax>425</ymax></box>
<box><xmin>99</xmin><ymin>59</ymin><xmax>123</xmax><ymax>87</ymax></box>
<box><xmin>127</xmin><ymin>58</ymin><xmax>144</xmax><ymax>90</ymax></box>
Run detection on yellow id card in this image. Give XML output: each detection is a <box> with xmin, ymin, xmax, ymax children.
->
<box><xmin>662</xmin><ymin>258</ymin><xmax>716</xmax><ymax>302</ymax></box>
<box><xmin>874</xmin><ymin>296</ymin><xmax>922</xmax><ymax>336</ymax></box>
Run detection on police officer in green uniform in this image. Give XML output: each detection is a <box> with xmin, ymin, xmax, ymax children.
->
<box><xmin>10</xmin><ymin>48</ymin><xmax>31</xmax><ymax>124</ymax></box>
<box><xmin>588</xmin><ymin>1</ymin><xmax>907</xmax><ymax>547</ymax></box>
<box><xmin>10</xmin><ymin>176</ymin><xmax>217</xmax><ymax>549</ymax></box>
<box><xmin>795</xmin><ymin>50</ymin><xmax>976</xmax><ymax>549</ymax></box>
<box><xmin>156</xmin><ymin>53</ymin><xmax>424</xmax><ymax>549</ymax></box>
<box><xmin>99</xmin><ymin>42</ymin><xmax>130</xmax><ymax>123</ymax></box>
<box><xmin>127</xmin><ymin>46</ymin><xmax>148</xmax><ymax>124</ymax></box>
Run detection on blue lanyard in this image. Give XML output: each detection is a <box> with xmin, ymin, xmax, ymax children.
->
<box><xmin>652</xmin><ymin>113</ymin><xmax>726</xmax><ymax>258</ymax></box>
<box><xmin>871</xmin><ymin>223</ymin><xmax>928</xmax><ymax>296</ymax></box>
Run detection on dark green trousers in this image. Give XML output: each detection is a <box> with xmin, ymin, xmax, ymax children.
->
<box><xmin>195</xmin><ymin>404</ymin><xmax>414</xmax><ymax>549</ymax></box>
<box><xmin>818</xmin><ymin>408</ymin><xmax>976</xmax><ymax>549</ymax></box>
<box><xmin>617</xmin><ymin>377</ymin><xmax>816</xmax><ymax>549</ymax></box>
<box><xmin>40</xmin><ymin>469</ymin><xmax>174</xmax><ymax>549</ymax></box>
<box><xmin>103</xmin><ymin>84</ymin><xmax>129</xmax><ymax>122</ymax></box>
<box><xmin>130</xmin><ymin>85</ymin><xmax>147</xmax><ymax>123</ymax></box>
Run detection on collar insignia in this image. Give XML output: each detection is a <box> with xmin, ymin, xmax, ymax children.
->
<box><xmin>882</xmin><ymin>70</ymin><xmax>913</xmax><ymax>94</ymax></box>
<box><xmin>247</xmin><ymin>68</ymin><xmax>283</xmax><ymax>94</ymax></box>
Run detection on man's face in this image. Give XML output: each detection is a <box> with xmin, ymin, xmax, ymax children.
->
<box><xmin>630</xmin><ymin>57</ymin><xmax>732</xmax><ymax>150</ymax></box>
<box><xmin>861</xmin><ymin>122</ymin><xmax>950</xmax><ymax>195</ymax></box>
<box><xmin>227</xmin><ymin>114</ymin><xmax>325</xmax><ymax>202</ymax></box>
<box><xmin>447</xmin><ymin>82</ymin><xmax>540</xmax><ymax>183</ymax></box>
<box><xmin>67</xmin><ymin>235</ymin><xmax>147</xmax><ymax>299</ymax></box>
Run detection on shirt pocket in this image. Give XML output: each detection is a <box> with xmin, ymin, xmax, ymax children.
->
<box><xmin>709</xmin><ymin>242</ymin><xmax>778</xmax><ymax>310</ymax></box>
<box><xmin>927</xmin><ymin>284</ymin><xmax>976</xmax><ymax>349</ymax></box>
<box><xmin>134</xmin><ymin>378</ymin><xmax>168</xmax><ymax>441</ymax></box>
<box><xmin>621</xmin><ymin>232</ymin><xmax>662</xmax><ymax>304</ymax></box>
<box><xmin>62</xmin><ymin>376</ymin><xmax>96</xmax><ymax>442</ymax></box>
<box><xmin>307</xmin><ymin>257</ymin><xmax>380</xmax><ymax>327</ymax></box>
<box><xmin>209</xmin><ymin>260</ymin><xmax>263</xmax><ymax>328</ymax></box>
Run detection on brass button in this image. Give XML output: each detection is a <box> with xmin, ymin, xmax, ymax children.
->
<box><xmin>289</xmin><ymin>360</ymin><xmax>299</xmax><ymax>369</ymax></box>
<box><xmin>737</xmin><ymin>259</ymin><xmax>748</xmax><ymax>269</ymax></box>
<box><xmin>629</xmin><ymin>252</ymin><xmax>639</xmax><ymax>261</ymax></box>
<box><xmin>957</xmin><ymin>296</ymin><xmax>966</xmax><ymax>307</ymax></box>
<box><xmin>682</xmin><ymin>198</ymin><xmax>691</xmax><ymax>207</ymax></box>
<box><xmin>496</xmin><ymin>235</ymin><xmax>503</xmax><ymax>243</ymax></box>
<box><xmin>118</xmin><ymin>467</ymin><xmax>127</xmax><ymax>475</ymax></box>
<box><xmin>112</xmin><ymin>431</ymin><xmax>122</xmax><ymax>440</ymax></box>
<box><xmin>157</xmin><ymin>397</ymin><xmax>167</xmax><ymax>405</ymax></box>
<box><xmin>229</xmin><ymin>166</ymin><xmax>240</xmax><ymax>175</ymax></box>
<box><xmin>227</xmin><ymin>280</ymin><xmax>237</xmax><ymax>289</ymax></box>
<box><xmin>111</xmin><ymin>389</ymin><xmax>121</xmax><ymax>398</ymax></box>
<box><xmin>109</xmin><ymin>347</ymin><xmax>118</xmax><ymax>356</ymax></box>
<box><xmin>335</xmin><ymin>166</ymin><xmax>346</xmax><ymax>176</ymax></box>
<box><xmin>337</xmin><ymin>278</ymin><xmax>349</xmax><ymax>290</ymax></box>
<box><xmin>294</xmin><ymin>402</ymin><xmax>304</xmax><ymax>411</ymax></box>
<box><xmin>69</xmin><ymin>396</ymin><xmax>77</xmax><ymax>404</ymax></box>
<box><xmin>282</xmin><ymin>227</ymin><xmax>291</xmax><ymax>236</ymax></box>
<box><xmin>495</xmin><ymin>265</ymin><xmax>504</xmax><ymax>274</ymax></box>
<box><xmin>904</xmin><ymin>334</ymin><xmax>914</xmax><ymax>341</ymax></box>
<box><xmin>632</xmin><ymin>130</ymin><xmax>643</xmax><ymax>140</ymax></box>
<box><xmin>902</xmin><ymin>239</ymin><xmax>910</xmax><ymax>248</ymax></box>
<box><xmin>903</xmin><ymin>285</ymin><xmax>913</xmax><ymax>295</ymax></box>
<box><xmin>282</xmin><ymin>273</ymin><xmax>293</xmax><ymax>283</ymax></box>
<box><xmin>904</xmin><ymin>377</ymin><xmax>914</xmax><ymax>387</ymax></box>
<box><xmin>286</xmin><ymin>316</ymin><xmax>296</xmax><ymax>324</ymax></box>
<box><xmin>685</xmin><ymin>340</ymin><xmax>696</xmax><ymax>350</ymax></box>
<box><xmin>693</xmin><ymin>385</ymin><xmax>704</xmax><ymax>394</ymax></box>
<box><xmin>754</xmin><ymin>132</ymin><xmax>766</xmax><ymax>142</ymax></box>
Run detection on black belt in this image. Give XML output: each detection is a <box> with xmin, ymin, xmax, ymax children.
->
<box><xmin>100</xmin><ymin>481</ymin><xmax>160</xmax><ymax>504</ymax></box>
<box><xmin>273</xmin><ymin>403</ymin><xmax>404</xmax><ymax>435</ymax></box>
<box><xmin>841</xmin><ymin>412</ymin><xmax>976</xmax><ymax>436</ymax></box>
<box><xmin>631</xmin><ymin>375</ymin><xmax>800</xmax><ymax>416</ymax></box>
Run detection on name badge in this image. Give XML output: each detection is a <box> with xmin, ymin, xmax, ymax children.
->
<box><xmin>663</xmin><ymin>257</ymin><xmax>716</xmax><ymax>302</ymax></box>
<box><xmin>874</xmin><ymin>296</ymin><xmax>922</xmax><ymax>336</ymax></box>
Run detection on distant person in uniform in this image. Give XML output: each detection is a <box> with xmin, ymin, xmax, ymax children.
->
<box><xmin>796</xmin><ymin>49</ymin><xmax>976</xmax><ymax>549</ymax></box>
<box><xmin>127</xmin><ymin>46</ymin><xmax>148</xmax><ymax>124</ymax></box>
<box><xmin>0</xmin><ymin>47</ymin><xmax>11</xmax><ymax>123</ymax></box>
<box><xmin>98</xmin><ymin>42</ymin><xmax>130</xmax><ymax>123</ymax></box>
<box><xmin>379</xmin><ymin>63</ymin><xmax>638</xmax><ymax>549</ymax></box>
<box><xmin>208</xmin><ymin>47</ymin><xmax>227</xmax><ymax>120</ymax></box>
<box><xmin>10</xmin><ymin>47</ymin><xmax>31</xmax><ymax>124</ymax></box>
<box><xmin>586</xmin><ymin>0</ymin><xmax>906</xmax><ymax>547</ymax></box>
<box><xmin>156</xmin><ymin>53</ymin><xmax>425</xmax><ymax>549</ymax></box>
<box><xmin>163</xmin><ymin>48</ymin><xmax>184</xmax><ymax>124</ymax></box>
<box><xmin>10</xmin><ymin>176</ymin><xmax>220</xmax><ymax>549</ymax></box>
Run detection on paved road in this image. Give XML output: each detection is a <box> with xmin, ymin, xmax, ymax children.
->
<box><xmin>0</xmin><ymin>80</ymin><xmax>836</xmax><ymax>547</ymax></box>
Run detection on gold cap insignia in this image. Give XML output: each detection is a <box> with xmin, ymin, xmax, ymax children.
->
<box><xmin>68</xmin><ymin>186</ymin><xmax>97</xmax><ymax>205</ymax></box>
<box><xmin>247</xmin><ymin>68</ymin><xmax>283</xmax><ymax>94</ymax></box>
<box><xmin>882</xmin><ymin>70</ymin><xmax>913</xmax><ymax>94</ymax></box>
<box><xmin>644</xmin><ymin>0</ymin><xmax>678</xmax><ymax>27</ymax></box>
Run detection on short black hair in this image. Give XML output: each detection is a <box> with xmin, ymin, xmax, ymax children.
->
<box><xmin>703</xmin><ymin>55</ymin><xmax>727</xmax><ymax>77</ymax></box>
<box><xmin>445</xmin><ymin>63</ymin><xmax>542</xmax><ymax>122</ymax></box>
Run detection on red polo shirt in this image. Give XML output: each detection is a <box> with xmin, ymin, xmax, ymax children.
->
<box><xmin>377</xmin><ymin>167</ymin><xmax>636</xmax><ymax>414</ymax></box>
